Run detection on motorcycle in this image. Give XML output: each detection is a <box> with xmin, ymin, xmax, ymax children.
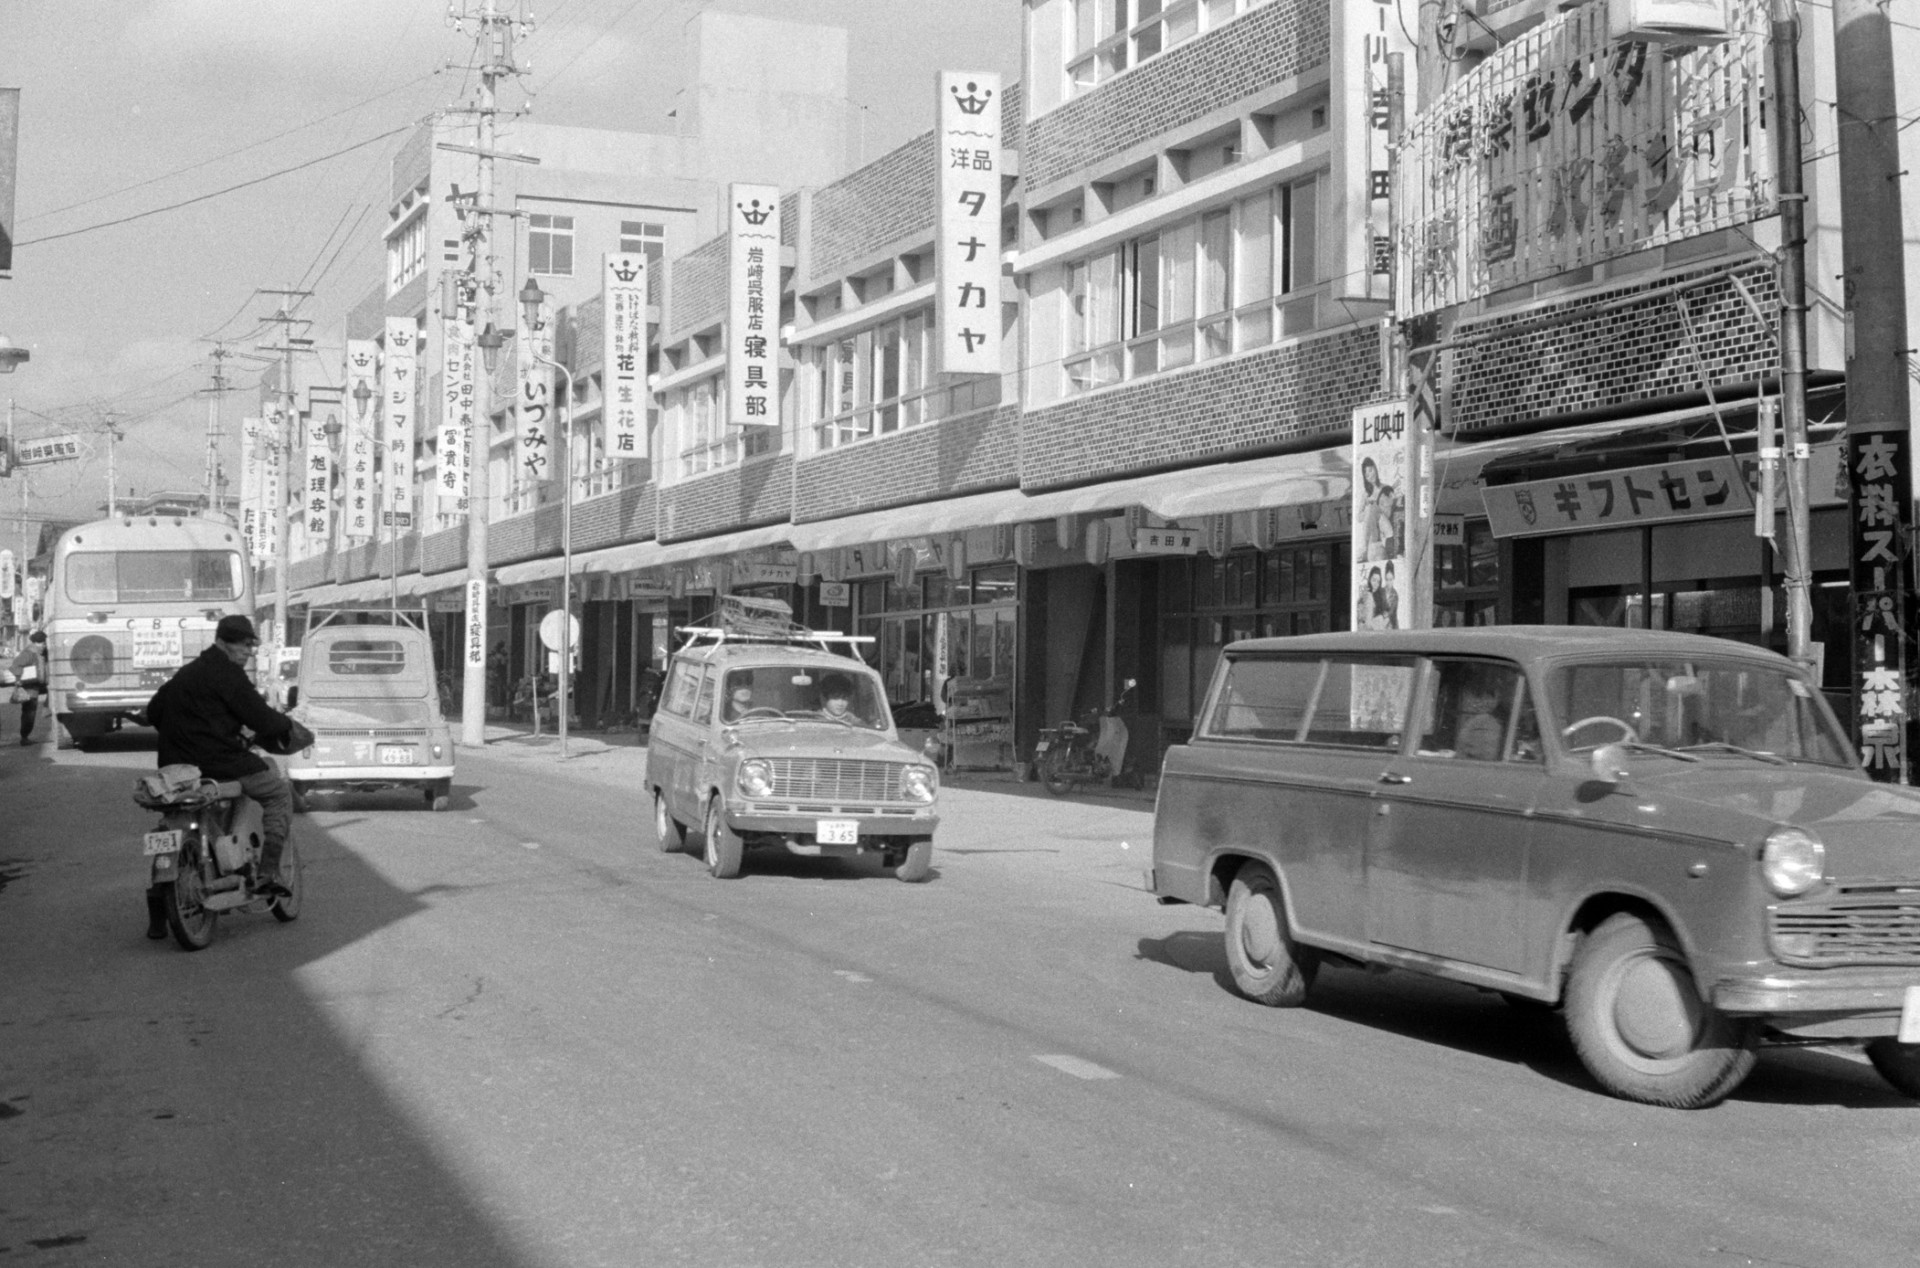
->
<box><xmin>135</xmin><ymin>764</ymin><xmax>303</xmax><ymax>951</ymax></box>
<box><xmin>1035</xmin><ymin>678</ymin><xmax>1137</xmax><ymax>797</ymax></box>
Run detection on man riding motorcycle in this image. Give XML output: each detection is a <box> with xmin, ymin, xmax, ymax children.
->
<box><xmin>145</xmin><ymin>615</ymin><xmax>300</xmax><ymax>910</ymax></box>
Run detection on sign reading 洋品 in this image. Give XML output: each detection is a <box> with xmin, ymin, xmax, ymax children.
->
<box><xmin>381</xmin><ymin>320</ymin><xmax>417</xmax><ymax>531</ymax></box>
<box><xmin>604</xmin><ymin>252</ymin><xmax>649</xmax><ymax>458</ymax></box>
<box><xmin>13</xmin><ymin>433</ymin><xmax>82</xmax><ymax>466</ymax></box>
<box><xmin>934</xmin><ymin>71</ymin><xmax>1002</xmax><ymax>375</ymax></box>
<box><xmin>1395</xmin><ymin>0</ymin><xmax>1775</xmax><ymax>318</ymax></box>
<box><xmin>728</xmin><ymin>183</ymin><xmax>780</xmax><ymax>425</ymax></box>
<box><xmin>1481</xmin><ymin>455</ymin><xmax>1754</xmax><ymax>538</ymax></box>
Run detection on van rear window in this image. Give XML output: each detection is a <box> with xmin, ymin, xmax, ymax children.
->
<box><xmin>325</xmin><ymin>640</ymin><xmax>406</xmax><ymax>675</ymax></box>
<box><xmin>1204</xmin><ymin>655</ymin><xmax>1413</xmax><ymax>749</ymax></box>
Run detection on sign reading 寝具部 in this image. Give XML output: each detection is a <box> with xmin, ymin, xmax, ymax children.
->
<box><xmin>728</xmin><ymin>183</ymin><xmax>780</xmax><ymax>425</ymax></box>
<box><xmin>604</xmin><ymin>252</ymin><xmax>648</xmax><ymax>458</ymax></box>
<box><xmin>934</xmin><ymin>71</ymin><xmax>1002</xmax><ymax>375</ymax></box>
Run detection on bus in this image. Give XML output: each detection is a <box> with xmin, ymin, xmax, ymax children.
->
<box><xmin>43</xmin><ymin>514</ymin><xmax>253</xmax><ymax>749</ymax></box>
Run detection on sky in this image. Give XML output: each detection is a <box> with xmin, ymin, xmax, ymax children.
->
<box><xmin>0</xmin><ymin>0</ymin><xmax>1023</xmax><ymax>526</ymax></box>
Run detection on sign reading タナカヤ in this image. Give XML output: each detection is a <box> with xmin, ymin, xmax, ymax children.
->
<box><xmin>934</xmin><ymin>71</ymin><xmax>1002</xmax><ymax>375</ymax></box>
<box><xmin>727</xmin><ymin>183</ymin><xmax>780</xmax><ymax>425</ymax></box>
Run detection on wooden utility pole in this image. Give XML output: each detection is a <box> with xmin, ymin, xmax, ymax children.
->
<box><xmin>256</xmin><ymin>286</ymin><xmax>313</xmax><ymax>664</ymax></box>
<box><xmin>1770</xmin><ymin>0</ymin><xmax>1813</xmax><ymax>663</ymax></box>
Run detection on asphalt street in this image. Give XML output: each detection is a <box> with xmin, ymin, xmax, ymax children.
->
<box><xmin>1</xmin><ymin>720</ymin><xmax>1916</xmax><ymax>1267</ymax></box>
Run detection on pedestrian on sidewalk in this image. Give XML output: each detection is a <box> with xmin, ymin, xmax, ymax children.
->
<box><xmin>10</xmin><ymin>631</ymin><xmax>48</xmax><ymax>745</ymax></box>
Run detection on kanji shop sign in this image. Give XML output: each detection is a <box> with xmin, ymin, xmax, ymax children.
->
<box><xmin>344</xmin><ymin>338</ymin><xmax>380</xmax><ymax>544</ymax></box>
<box><xmin>727</xmin><ymin>182</ymin><xmax>780</xmax><ymax>425</ymax></box>
<box><xmin>1395</xmin><ymin>0</ymin><xmax>1774</xmax><ymax>317</ymax></box>
<box><xmin>12</xmin><ymin>432</ymin><xmax>81</xmax><ymax>465</ymax></box>
<box><xmin>1848</xmin><ymin>431</ymin><xmax>1910</xmax><ymax>782</ymax></box>
<box><xmin>439</xmin><ymin>317</ymin><xmax>473</xmax><ymax>510</ymax></box>
<box><xmin>381</xmin><ymin>320</ymin><xmax>416</xmax><ymax>530</ymax></box>
<box><xmin>1481</xmin><ymin>455</ymin><xmax>1753</xmax><ymax>538</ymax></box>
<box><xmin>1130</xmin><ymin>525</ymin><xmax>1202</xmax><ymax>556</ymax></box>
<box><xmin>603</xmin><ymin>252</ymin><xmax>648</xmax><ymax>458</ymax></box>
<box><xmin>1330</xmin><ymin>1</ymin><xmax>1412</xmax><ymax>305</ymax></box>
<box><xmin>302</xmin><ymin>408</ymin><xmax>333</xmax><ymax>547</ymax></box>
<box><xmin>934</xmin><ymin>70</ymin><xmax>1001</xmax><ymax>375</ymax></box>
<box><xmin>517</xmin><ymin>295</ymin><xmax>556</xmax><ymax>486</ymax></box>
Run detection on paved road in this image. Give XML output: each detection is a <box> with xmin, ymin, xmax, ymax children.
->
<box><xmin>2</xmin><ymin>725</ymin><xmax>1915</xmax><ymax>1267</ymax></box>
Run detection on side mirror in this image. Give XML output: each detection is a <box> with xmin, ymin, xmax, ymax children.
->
<box><xmin>1123</xmin><ymin>677</ymin><xmax>1138</xmax><ymax>690</ymax></box>
<box><xmin>1590</xmin><ymin>743</ymin><xmax>1629</xmax><ymax>786</ymax></box>
<box><xmin>285</xmin><ymin>687</ymin><xmax>299</xmax><ymax>710</ymax></box>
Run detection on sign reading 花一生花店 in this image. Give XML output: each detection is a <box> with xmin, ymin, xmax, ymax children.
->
<box><xmin>13</xmin><ymin>433</ymin><xmax>82</xmax><ymax>465</ymax></box>
<box><xmin>1481</xmin><ymin>455</ymin><xmax>1754</xmax><ymax>538</ymax></box>
<box><xmin>604</xmin><ymin>253</ymin><xmax>648</xmax><ymax>457</ymax></box>
<box><xmin>1395</xmin><ymin>0</ymin><xmax>1774</xmax><ymax>318</ymax></box>
<box><xmin>728</xmin><ymin>183</ymin><xmax>780</xmax><ymax>425</ymax></box>
<box><xmin>935</xmin><ymin>71</ymin><xmax>1002</xmax><ymax>375</ymax></box>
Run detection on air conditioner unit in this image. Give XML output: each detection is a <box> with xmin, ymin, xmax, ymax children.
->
<box><xmin>1607</xmin><ymin>0</ymin><xmax>1731</xmax><ymax>44</ymax></box>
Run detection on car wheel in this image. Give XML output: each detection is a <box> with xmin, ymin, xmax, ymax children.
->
<box><xmin>703</xmin><ymin>799</ymin><xmax>743</xmax><ymax>879</ymax></box>
<box><xmin>1865</xmin><ymin>1039</ymin><xmax>1920</xmax><ymax>1099</ymax></box>
<box><xmin>653</xmin><ymin>790</ymin><xmax>686</xmax><ymax>853</ymax></box>
<box><xmin>894</xmin><ymin>837</ymin><xmax>933</xmax><ymax>883</ymax></box>
<box><xmin>1564</xmin><ymin>913</ymin><xmax>1756</xmax><ymax>1108</ymax></box>
<box><xmin>1223</xmin><ymin>862</ymin><xmax>1316</xmax><ymax>1007</ymax></box>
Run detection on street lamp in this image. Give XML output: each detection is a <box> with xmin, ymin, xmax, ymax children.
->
<box><xmin>518</xmin><ymin>276</ymin><xmax>577</xmax><ymax>755</ymax></box>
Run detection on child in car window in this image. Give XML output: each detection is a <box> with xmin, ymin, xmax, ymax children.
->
<box><xmin>1454</xmin><ymin>676</ymin><xmax>1507</xmax><ymax>761</ymax></box>
<box><xmin>819</xmin><ymin>673</ymin><xmax>856</xmax><ymax>722</ymax></box>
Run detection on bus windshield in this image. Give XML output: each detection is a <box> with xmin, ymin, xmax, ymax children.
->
<box><xmin>65</xmin><ymin>550</ymin><xmax>243</xmax><ymax>603</ymax></box>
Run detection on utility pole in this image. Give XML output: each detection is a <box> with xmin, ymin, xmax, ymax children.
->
<box><xmin>256</xmin><ymin>286</ymin><xmax>314</xmax><ymax>667</ymax></box>
<box><xmin>1771</xmin><ymin>0</ymin><xmax>1813</xmax><ymax>664</ymax></box>
<box><xmin>102</xmin><ymin>412</ymin><xmax>124</xmax><ymax>516</ymax></box>
<box><xmin>1830</xmin><ymin>0</ymin><xmax>1914</xmax><ymax>783</ymax></box>
<box><xmin>199</xmin><ymin>343</ymin><xmax>235</xmax><ymax>518</ymax></box>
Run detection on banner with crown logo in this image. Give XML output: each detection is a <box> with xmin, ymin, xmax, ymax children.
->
<box><xmin>517</xmin><ymin>294</ymin><xmax>556</xmax><ymax>485</ymax></box>
<box><xmin>603</xmin><ymin>252</ymin><xmax>649</xmax><ymax>458</ymax></box>
<box><xmin>727</xmin><ymin>183</ymin><xmax>780</xmax><ymax>426</ymax></box>
<box><xmin>382</xmin><ymin>319</ymin><xmax>417</xmax><ymax>531</ymax></box>
<box><xmin>935</xmin><ymin>70</ymin><xmax>1002</xmax><ymax>376</ymax></box>
<box><xmin>343</xmin><ymin>338</ymin><xmax>379</xmax><ymax>544</ymax></box>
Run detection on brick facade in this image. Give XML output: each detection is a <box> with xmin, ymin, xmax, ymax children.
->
<box><xmin>793</xmin><ymin>405</ymin><xmax>1020</xmax><ymax>522</ymax></box>
<box><xmin>657</xmin><ymin>456</ymin><xmax>794</xmax><ymax>542</ymax></box>
<box><xmin>1019</xmin><ymin>325</ymin><xmax>1379</xmax><ymax>490</ymax></box>
<box><xmin>1021</xmin><ymin>0</ymin><xmax>1330</xmax><ymax>193</ymax></box>
<box><xmin>1445</xmin><ymin>264</ymin><xmax>1781</xmax><ymax>433</ymax></box>
<box><xmin>665</xmin><ymin>236</ymin><xmax>728</xmax><ymax>343</ymax></box>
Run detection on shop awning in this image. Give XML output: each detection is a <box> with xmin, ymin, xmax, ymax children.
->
<box><xmin>416</xmin><ymin>571</ymin><xmax>465</xmax><ymax>595</ymax></box>
<box><xmin>1146</xmin><ymin>446</ymin><xmax>1353</xmax><ymax>520</ymax></box>
<box><xmin>494</xmin><ymin>555</ymin><xmax>567</xmax><ymax>586</ymax></box>
<box><xmin>530</xmin><ymin>524</ymin><xmax>796</xmax><ymax>578</ymax></box>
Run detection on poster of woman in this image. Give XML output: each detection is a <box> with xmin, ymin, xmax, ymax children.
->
<box><xmin>1351</xmin><ymin>404</ymin><xmax>1410</xmax><ymax>631</ymax></box>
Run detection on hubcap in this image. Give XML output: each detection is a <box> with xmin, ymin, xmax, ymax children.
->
<box><xmin>1611</xmin><ymin>952</ymin><xmax>1699</xmax><ymax>1060</ymax></box>
<box><xmin>1239</xmin><ymin>892</ymin><xmax>1281</xmax><ymax>970</ymax></box>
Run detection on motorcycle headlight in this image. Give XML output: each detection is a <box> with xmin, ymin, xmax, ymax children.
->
<box><xmin>737</xmin><ymin>759</ymin><xmax>774</xmax><ymax>799</ymax></box>
<box><xmin>1761</xmin><ymin>826</ymin><xmax>1825</xmax><ymax>897</ymax></box>
<box><xmin>900</xmin><ymin>764</ymin><xmax>938</xmax><ymax>804</ymax></box>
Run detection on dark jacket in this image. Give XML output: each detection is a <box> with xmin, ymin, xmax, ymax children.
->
<box><xmin>146</xmin><ymin>646</ymin><xmax>292</xmax><ymax>779</ymax></box>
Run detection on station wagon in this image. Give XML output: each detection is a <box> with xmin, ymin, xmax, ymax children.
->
<box><xmin>1151</xmin><ymin>626</ymin><xmax>1920</xmax><ymax>1108</ymax></box>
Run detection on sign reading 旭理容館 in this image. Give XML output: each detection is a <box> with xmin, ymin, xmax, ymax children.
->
<box><xmin>728</xmin><ymin>183</ymin><xmax>780</xmax><ymax>425</ymax></box>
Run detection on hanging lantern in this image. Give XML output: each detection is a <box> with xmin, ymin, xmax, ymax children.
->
<box><xmin>822</xmin><ymin>548</ymin><xmax>844</xmax><ymax>583</ymax></box>
<box><xmin>990</xmin><ymin>522</ymin><xmax>1011</xmax><ymax>561</ymax></box>
<box><xmin>947</xmin><ymin>535</ymin><xmax>968</xmax><ymax>582</ymax></box>
<box><xmin>1123</xmin><ymin>505</ymin><xmax>1147</xmax><ymax>536</ymax></box>
<box><xmin>1054</xmin><ymin>514</ymin><xmax>1077</xmax><ymax>551</ymax></box>
<box><xmin>1084</xmin><ymin>518</ymin><xmax>1110</xmax><ymax>568</ymax></box>
<box><xmin>1254</xmin><ymin>508</ymin><xmax>1281</xmax><ymax>550</ymax></box>
<box><xmin>894</xmin><ymin>544</ymin><xmax>917</xmax><ymax>589</ymax></box>
<box><xmin>1013</xmin><ymin>523</ymin><xmax>1036</xmax><ymax>568</ymax></box>
<box><xmin>797</xmin><ymin>552</ymin><xmax>816</xmax><ymax>583</ymax></box>
<box><xmin>670</xmin><ymin>568</ymin><xmax>687</xmax><ymax>600</ymax></box>
<box><xmin>1205</xmin><ymin>515</ymin><xmax>1228</xmax><ymax>558</ymax></box>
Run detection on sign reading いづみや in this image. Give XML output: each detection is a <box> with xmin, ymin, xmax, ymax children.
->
<box><xmin>603</xmin><ymin>252</ymin><xmax>649</xmax><ymax>459</ymax></box>
<box><xmin>382</xmin><ymin>318</ymin><xmax>417</xmax><ymax>529</ymax></box>
<box><xmin>727</xmin><ymin>183</ymin><xmax>780</xmax><ymax>425</ymax></box>
<box><xmin>517</xmin><ymin>293</ymin><xmax>556</xmax><ymax>482</ymax></box>
<box><xmin>935</xmin><ymin>71</ymin><xmax>1002</xmax><ymax>376</ymax></box>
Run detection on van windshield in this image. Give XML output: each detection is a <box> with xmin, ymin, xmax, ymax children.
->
<box><xmin>720</xmin><ymin>666</ymin><xmax>886</xmax><ymax>729</ymax></box>
<box><xmin>65</xmin><ymin>550</ymin><xmax>242</xmax><ymax>603</ymax></box>
<box><xmin>1549</xmin><ymin>659</ymin><xmax>1853</xmax><ymax>766</ymax></box>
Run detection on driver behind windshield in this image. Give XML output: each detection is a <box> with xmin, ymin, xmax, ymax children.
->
<box><xmin>146</xmin><ymin>615</ymin><xmax>297</xmax><ymax>902</ymax></box>
<box><xmin>818</xmin><ymin>673</ymin><xmax>859</xmax><ymax>723</ymax></box>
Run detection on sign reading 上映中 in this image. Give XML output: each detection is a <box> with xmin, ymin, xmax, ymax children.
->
<box><xmin>603</xmin><ymin>252</ymin><xmax>648</xmax><ymax>459</ymax></box>
<box><xmin>728</xmin><ymin>183</ymin><xmax>780</xmax><ymax>425</ymax></box>
<box><xmin>935</xmin><ymin>71</ymin><xmax>1001</xmax><ymax>375</ymax></box>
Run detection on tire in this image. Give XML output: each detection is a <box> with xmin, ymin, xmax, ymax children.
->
<box><xmin>291</xmin><ymin>788</ymin><xmax>311</xmax><ymax>816</ymax></box>
<box><xmin>1563</xmin><ymin>913</ymin><xmax>1756</xmax><ymax>1108</ymax></box>
<box><xmin>425</xmin><ymin>779</ymin><xmax>451</xmax><ymax>812</ymax></box>
<box><xmin>653</xmin><ymin>791</ymin><xmax>686</xmax><ymax>853</ymax></box>
<box><xmin>270</xmin><ymin>841</ymin><xmax>303</xmax><ymax>923</ymax></box>
<box><xmin>54</xmin><ymin>722</ymin><xmax>76</xmax><ymax>751</ymax></box>
<box><xmin>703</xmin><ymin>799</ymin><xmax>743</xmax><ymax>879</ymax></box>
<box><xmin>895</xmin><ymin>837</ymin><xmax>933</xmax><ymax>883</ymax></box>
<box><xmin>161</xmin><ymin>845</ymin><xmax>217</xmax><ymax>951</ymax></box>
<box><xmin>1039</xmin><ymin>747</ymin><xmax>1076</xmax><ymax>797</ymax></box>
<box><xmin>1865</xmin><ymin>1039</ymin><xmax>1920</xmax><ymax>1099</ymax></box>
<box><xmin>1223</xmin><ymin>863</ymin><xmax>1317</xmax><ymax>1007</ymax></box>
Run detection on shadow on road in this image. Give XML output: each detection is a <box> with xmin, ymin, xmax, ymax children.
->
<box><xmin>0</xmin><ymin>739</ymin><xmax>539</xmax><ymax>1266</ymax></box>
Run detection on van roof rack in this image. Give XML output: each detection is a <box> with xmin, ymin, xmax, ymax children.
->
<box><xmin>305</xmin><ymin>607</ymin><xmax>429</xmax><ymax>634</ymax></box>
<box><xmin>676</xmin><ymin>596</ymin><xmax>871</xmax><ymax>654</ymax></box>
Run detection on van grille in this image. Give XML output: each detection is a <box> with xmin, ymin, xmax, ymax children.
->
<box><xmin>768</xmin><ymin>758</ymin><xmax>901</xmax><ymax>803</ymax></box>
<box><xmin>1770</xmin><ymin>881</ymin><xmax>1920</xmax><ymax>966</ymax></box>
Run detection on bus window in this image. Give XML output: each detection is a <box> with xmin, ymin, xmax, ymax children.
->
<box><xmin>65</xmin><ymin>550</ymin><xmax>243</xmax><ymax>603</ymax></box>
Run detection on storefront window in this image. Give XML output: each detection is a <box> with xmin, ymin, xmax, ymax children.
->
<box><xmin>1436</xmin><ymin>519</ymin><xmax>1501</xmax><ymax>626</ymax></box>
<box><xmin>853</xmin><ymin>563</ymin><xmax>1020</xmax><ymax>709</ymax></box>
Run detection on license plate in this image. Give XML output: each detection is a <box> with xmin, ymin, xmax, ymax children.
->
<box><xmin>1034</xmin><ymin>740</ymin><xmax>1051</xmax><ymax>754</ymax></box>
<box><xmin>816</xmin><ymin>819</ymin><xmax>859</xmax><ymax>845</ymax></box>
<box><xmin>143</xmin><ymin>830</ymin><xmax>182</xmax><ymax>856</ymax></box>
<box><xmin>1901</xmin><ymin>985</ymin><xmax>1920</xmax><ymax>1045</ymax></box>
<box><xmin>378</xmin><ymin>745</ymin><xmax>414</xmax><ymax>765</ymax></box>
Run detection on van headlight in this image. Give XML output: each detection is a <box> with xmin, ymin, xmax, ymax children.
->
<box><xmin>900</xmin><ymin>764</ymin><xmax>938</xmax><ymax>804</ymax></box>
<box><xmin>737</xmin><ymin>759</ymin><xmax>774</xmax><ymax>799</ymax></box>
<box><xmin>1761</xmin><ymin>827</ymin><xmax>1825</xmax><ymax>897</ymax></box>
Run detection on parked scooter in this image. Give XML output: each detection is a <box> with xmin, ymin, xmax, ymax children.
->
<box><xmin>135</xmin><ymin>764</ymin><xmax>303</xmax><ymax>951</ymax></box>
<box><xmin>1035</xmin><ymin>678</ymin><xmax>1137</xmax><ymax>796</ymax></box>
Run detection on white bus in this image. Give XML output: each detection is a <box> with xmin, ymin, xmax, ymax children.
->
<box><xmin>43</xmin><ymin>514</ymin><xmax>253</xmax><ymax>749</ymax></box>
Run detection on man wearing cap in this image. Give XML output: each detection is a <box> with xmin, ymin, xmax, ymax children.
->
<box><xmin>145</xmin><ymin>615</ymin><xmax>298</xmax><ymax>900</ymax></box>
<box><xmin>9</xmin><ymin>630</ymin><xmax>48</xmax><ymax>744</ymax></box>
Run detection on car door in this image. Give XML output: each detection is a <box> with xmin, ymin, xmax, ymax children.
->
<box><xmin>646</xmin><ymin>659</ymin><xmax>703</xmax><ymax>821</ymax></box>
<box><xmin>1364</xmin><ymin>656</ymin><xmax>1543</xmax><ymax>974</ymax></box>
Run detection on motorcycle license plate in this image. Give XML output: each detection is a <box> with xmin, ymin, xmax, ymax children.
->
<box><xmin>1034</xmin><ymin>740</ymin><xmax>1051</xmax><ymax>754</ymax></box>
<box><xmin>816</xmin><ymin>819</ymin><xmax>859</xmax><ymax>845</ymax></box>
<box><xmin>1901</xmin><ymin>986</ymin><xmax>1920</xmax><ymax>1045</ymax></box>
<box><xmin>377</xmin><ymin>745</ymin><xmax>414</xmax><ymax>765</ymax></box>
<box><xmin>143</xmin><ymin>829</ymin><xmax>182</xmax><ymax>855</ymax></box>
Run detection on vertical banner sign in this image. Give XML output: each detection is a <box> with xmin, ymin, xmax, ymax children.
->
<box><xmin>1330</xmin><ymin>2</ymin><xmax>1412</xmax><ymax>304</ymax></box>
<box><xmin>1848</xmin><ymin>430</ymin><xmax>1910</xmax><ymax>782</ymax></box>
<box><xmin>727</xmin><ymin>183</ymin><xmax>780</xmax><ymax>425</ymax></box>
<box><xmin>935</xmin><ymin>71</ymin><xmax>1002</xmax><ymax>375</ymax></box>
<box><xmin>0</xmin><ymin>549</ymin><xmax>13</xmax><ymax>600</ymax></box>
<box><xmin>517</xmin><ymin>295</ymin><xmax>556</xmax><ymax>484</ymax></box>
<box><xmin>1351</xmin><ymin>400</ymin><xmax>1413</xmax><ymax>631</ymax></box>
<box><xmin>439</xmin><ymin>318</ymin><xmax>473</xmax><ymax>511</ymax></box>
<box><xmin>382</xmin><ymin>319</ymin><xmax>417</xmax><ymax>530</ymax></box>
<box><xmin>258</xmin><ymin>411</ymin><xmax>283</xmax><ymax>562</ymax></box>
<box><xmin>303</xmin><ymin>409</ymin><xmax>333</xmax><ymax>551</ymax></box>
<box><xmin>603</xmin><ymin>252</ymin><xmax>649</xmax><ymax>457</ymax></box>
<box><xmin>344</xmin><ymin>339</ymin><xmax>379</xmax><ymax>544</ymax></box>
<box><xmin>464</xmin><ymin>576</ymin><xmax>488</xmax><ymax>672</ymax></box>
<box><xmin>240</xmin><ymin>416</ymin><xmax>263</xmax><ymax>562</ymax></box>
